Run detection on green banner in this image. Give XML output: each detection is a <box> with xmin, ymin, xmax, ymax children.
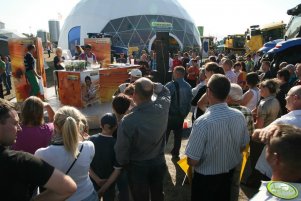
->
<box><xmin>198</xmin><ymin>26</ymin><xmax>204</xmax><ymax>37</ymax></box>
<box><xmin>151</xmin><ymin>22</ymin><xmax>173</xmax><ymax>29</ymax></box>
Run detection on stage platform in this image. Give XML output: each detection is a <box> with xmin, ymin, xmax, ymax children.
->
<box><xmin>12</xmin><ymin>86</ymin><xmax>112</xmax><ymax>129</ymax></box>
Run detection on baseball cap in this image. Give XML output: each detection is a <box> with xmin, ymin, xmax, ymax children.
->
<box><xmin>229</xmin><ymin>83</ymin><xmax>243</xmax><ymax>101</ymax></box>
<box><xmin>100</xmin><ymin>113</ymin><xmax>117</xmax><ymax>127</ymax></box>
<box><xmin>129</xmin><ymin>69</ymin><xmax>142</xmax><ymax>77</ymax></box>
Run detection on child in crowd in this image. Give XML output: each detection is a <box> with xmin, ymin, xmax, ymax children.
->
<box><xmin>112</xmin><ymin>93</ymin><xmax>133</xmax><ymax>123</ymax></box>
<box><xmin>111</xmin><ymin>94</ymin><xmax>132</xmax><ymax>201</ymax></box>
<box><xmin>89</xmin><ymin>113</ymin><xmax>121</xmax><ymax>201</ymax></box>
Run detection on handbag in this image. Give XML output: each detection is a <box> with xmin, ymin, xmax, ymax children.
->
<box><xmin>38</xmin><ymin>78</ymin><xmax>44</xmax><ymax>95</ymax></box>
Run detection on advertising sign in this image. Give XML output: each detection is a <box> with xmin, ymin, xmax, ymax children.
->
<box><xmin>8</xmin><ymin>37</ymin><xmax>46</xmax><ymax>102</ymax></box>
<box><xmin>81</xmin><ymin>70</ymin><xmax>100</xmax><ymax>107</ymax></box>
<box><xmin>84</xmin><ymin>38</ymin><xmax>111</xmax><ymax>67</ymax></box>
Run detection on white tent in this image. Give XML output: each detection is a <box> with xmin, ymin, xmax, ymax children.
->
<box><xmin>59</xmin><ymin>0</ymin><xmax>201</xmax><ymax>51</ymax></box>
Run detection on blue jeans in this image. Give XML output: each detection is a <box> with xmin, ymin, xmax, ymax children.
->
<box><xmin>128</xmin><ymin>156</ymin><xmax>166</xmax><ymax>201</ymax></box>
<box><xmin>6</xmin><ymin>74</ymin><xmax>11</xmax><ymax>89</ymax></box>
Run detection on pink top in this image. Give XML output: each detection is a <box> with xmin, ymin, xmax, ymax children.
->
<box><xmin>12</xmin><ymin>123</ymin><xmax>54</xmax><ymax>154</ymax></box>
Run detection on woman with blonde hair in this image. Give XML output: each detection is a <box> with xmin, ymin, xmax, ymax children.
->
<box><xmin>53</xmin><ymin>47</ymin><xmax>65</xmax><ymax>70</ymax></box>
<box><xmin>12</xmin><ymin>96</ymin><xmax>55</xmax><ymax>154</ymax></box>
<box><xmin>35</xmin><ymin>106</ymin><xmax>98</xmax><ymax>201</ymax></box>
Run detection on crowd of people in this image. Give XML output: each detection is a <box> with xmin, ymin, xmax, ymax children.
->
<box><xmin>1</xmin><ymin>48</ymin><xmax>301</xmax><ymax>201</ymax></box>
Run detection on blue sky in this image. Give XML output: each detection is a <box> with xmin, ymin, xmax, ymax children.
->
<box><xmin>1</xmin><ymin>0</ymin><xmax>300</xmax><ymax>39</ymax></box>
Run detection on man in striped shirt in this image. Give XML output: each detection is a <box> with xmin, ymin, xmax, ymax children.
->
<box><xmin>185</xmin><ymin>74</ymin><xmax>250</xmax><ymax>201</ymax></box>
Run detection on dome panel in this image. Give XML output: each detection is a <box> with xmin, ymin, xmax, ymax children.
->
<box><xmin>161</xmin><ymin>16</ymin><xmax>173</xmax><ymax>23</ymax></box>
<box><xmin>146</xmin><ymin>15</ymin><xmax>159</xmax><ymax>25</ymax></box>
<box><xmin>118</xmin><ymin>31</ymin><xmax>133</xmax><ymax>45</ymax></box>
<box><xmin>102</xmin><ymin>22</ymin><xmax>116</xmax><ymax>33</ymax></box>
<box><xmin>130</xmin><ymin>31</ymin><xmax>143</xmax><ymax>45</ymax></box>
<box><xmin>136</xmin><ymin>16</ymin><xmax>150</xmax><ymax>30</ymax></box>
<box><xmin>128</xmin><ymin>16</ymin><xmax>142</xmax><ymax>29</ymax></box>
<box><xmin>118</xmin><ymin>18</ymin><xmax>133</xmax><ymax>32</ymax></box>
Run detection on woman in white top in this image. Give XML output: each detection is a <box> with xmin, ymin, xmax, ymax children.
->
<box><xmin>35</xmin><ymin>106</ymin><xmax>98</xmax><ymax>201</ymax></box>
<box><xmin>241</xmin><ymin>72</ymin><xmax>261</xmax><ymax>111</ymax></box>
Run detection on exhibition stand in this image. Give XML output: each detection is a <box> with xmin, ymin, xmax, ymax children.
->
<box><xmin>57</xmin><ymin>63</ymin><xmax>139</xmax><ymax>108</ymax></box>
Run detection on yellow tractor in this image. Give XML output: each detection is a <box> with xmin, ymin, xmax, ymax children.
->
<box><xmin>224</xmin><ymin>34</ymin><xmax>246</xmax><ymax>55</ymax></box>
<box><xmin>245</xmin><ymin>21</ymin><xmax>286</xmax><ymax>54</ymax></box>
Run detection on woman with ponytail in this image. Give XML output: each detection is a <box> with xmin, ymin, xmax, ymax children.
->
<box><xmin>35</xmin><ymin>106</ymin><xmax>99</xmax><ymax>201</ymax></box>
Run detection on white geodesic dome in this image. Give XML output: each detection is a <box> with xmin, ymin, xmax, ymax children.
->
<box><xmin>59</xmin><ymin>0</ymin><xmax>200</xmax><ymax>52</ymax></box>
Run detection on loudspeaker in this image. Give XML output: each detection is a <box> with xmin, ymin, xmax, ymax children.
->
<box><xmin>154</xmin><ymin>32</ymin><xmax>170</xmax><ymax>84</ymax></box>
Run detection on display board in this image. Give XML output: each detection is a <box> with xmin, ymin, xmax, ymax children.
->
<box><xmin>99</xmin><ymin>66</ymin><xmax>138</xmax><ymax>102</ymax></box>
<box><xmin>58</xmin><ymin>71</ymin><xmax>82</xmax><ymax>107</ymax></box>
<box><xmin>80</xmin><ymin>70</ymin><xmax>100</xmax><ymax>107</ymax></box>
<box><xmin>84</xmin><ymin>38</ymin><xmax>111</xmax><ymax>67</ymax></box>
<box><xmin>58</xmin><ymin>65</ymin><xmax>139</xmax><ymax>107</ymax></box>
<box><xmin>8</xmin><ymin>37</ymin><xmax>46</xmax><ymax>102</ymax></box>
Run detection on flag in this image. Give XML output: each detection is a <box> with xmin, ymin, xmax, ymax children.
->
<box><xmin>177</xmin><ymin>156</ymin><xmax>192</xmax><ymax>184</ymax></box>
<box><xmin>240</xmin><ymin>144</ymin><xmax>250</xmax><ymax>180</ymax></box>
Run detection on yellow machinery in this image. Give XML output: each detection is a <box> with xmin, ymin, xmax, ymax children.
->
<box><xmin>245</xmin><ymin>21</ymin><xmax>286</xmax><ymax>54</ymax></box>
<box><xmin>224</xmin><ymin>34</ymin><xmax>246</xmax><ymax>55</ymax></box>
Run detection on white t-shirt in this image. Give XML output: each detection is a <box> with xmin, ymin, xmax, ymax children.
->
<box><xmin>244</xmin><ymin>88</ymin><xmax>260</xmax><ymax>111</ymax></box>
<box><xmin>192</xmin><ymin>81</ymin><xmax>206</xmax><ymax>98</ymax></box>
<box><xmin>35</xmin><ymin>141</ymin><xmax>95</xmax><ymax>201</ymax></box>
<box><xmin>251</xmin><ymin>181</ymin><xmax>301</xmax><ymax>201</ymax></box>
<box><xmin>225</xmin><ymin>70</ymin><xmax>238</xmax><ymax>83</ymax></box>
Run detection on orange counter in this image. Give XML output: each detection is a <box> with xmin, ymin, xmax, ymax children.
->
<box><xmin>58</xmin><ymin>65</ymin><xmax>139</xmax><ymax>108</ymax></box>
